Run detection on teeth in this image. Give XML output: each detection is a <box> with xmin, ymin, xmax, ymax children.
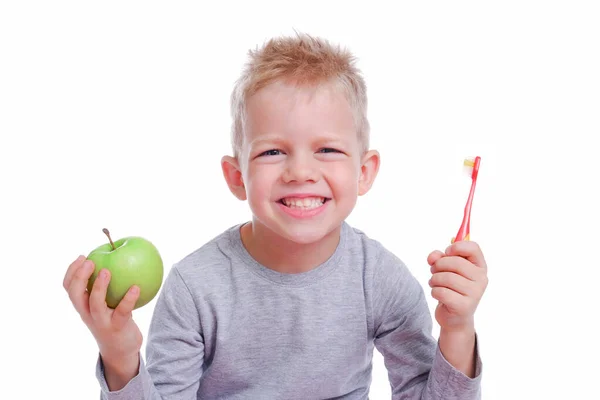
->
<box><xmin>282</xmin><ymin>197</ymin><xmax>325</xmax><ymax>209</ymax></box>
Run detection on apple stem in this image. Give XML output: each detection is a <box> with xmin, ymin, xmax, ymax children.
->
<box><xmin>103</xmin><ymin>228</ymin><xmax>116</xmax><ymax>251</ymax></box>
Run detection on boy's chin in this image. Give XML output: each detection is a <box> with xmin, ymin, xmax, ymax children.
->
<box><xmin>275</xmin><ymin>223</ymin><xmax>341</xmax><ymax>245</ymax></box>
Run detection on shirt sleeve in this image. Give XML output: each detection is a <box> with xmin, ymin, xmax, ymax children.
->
<box><xmin>371</xmin><ymin>249</ymin><xmax>483</xmax><ymax>400</ymax></box>
<box><xmin>95</xmin><ymin>265</ymin><xmax>205</xmax><ymax>399</ymax></box>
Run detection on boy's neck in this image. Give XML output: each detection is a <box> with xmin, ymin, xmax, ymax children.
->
<box><xmin>240</xmin><ymin>220</ymin><xmax>342</xmax><ymax>274</ymax></box>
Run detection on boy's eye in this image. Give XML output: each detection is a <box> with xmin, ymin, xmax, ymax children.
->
<box><xmin>319</xmin><ymin>148</ymin><xmax>341</xmax><ymax>154</ymax></box>
<box><xmin>259</xmin><ymin>149</ymin><xmax>282</xmax><ymax>156</ymax></box>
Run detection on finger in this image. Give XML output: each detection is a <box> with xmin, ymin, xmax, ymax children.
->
<box><xmin>112</xmin><ymin>286</ymin><xmax>140</xmax><ymax>330</ymax></box>
<box><xmin>445</xmin><ymin>241</ymin><xmax>487</xmax><ymax>269</ymax></box>
<box><xmin>432</xmin><ymin>256</ymin><xmax>478</xmax><ymax>281</ymax></box>
<box><xmin>429</xmin><ymin>271</ymin><xmax>474</xmax><ymax>296</ymax></box>
<box><xmin>89</xmin><ymin>269</ymin><xmax>111</xmax><ymax>325</ymax></box>
<box><xmin>63</xmin><ymin>255</ymin><xmax>87</xmax><ymax>291</ymax></box>
<box><xmin>431</xmin><ymin>286</ymin><xmax>466</xmax><ymax>309</ymax></box>
<box><xmin>427</xmin><ymin>250</ymin><xmax>445</xmax><ymax>267</ymax></box>
<box><xmin>67</xmin><ymin>259</ymin><xmax>95</xmax><ymax>323</ymax></box>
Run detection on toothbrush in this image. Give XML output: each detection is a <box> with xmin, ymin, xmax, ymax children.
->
<box><xmin>451</xmin><ymin>156</ymin><xmax>481</xmax><ymax>243</ymax></box>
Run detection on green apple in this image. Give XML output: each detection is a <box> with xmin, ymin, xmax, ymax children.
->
<box><xmin>86</xmin><ymin>228</ymin><xmax>164</xmax><ymax>310</ymax></box>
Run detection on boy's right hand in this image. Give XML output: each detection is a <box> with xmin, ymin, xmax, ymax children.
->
<box><xmin>63</xmin><ymin>255</ymin><xmax>143</xmax><ymax>389</ymax></box>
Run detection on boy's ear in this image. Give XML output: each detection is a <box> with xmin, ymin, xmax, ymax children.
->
<box><xmin>358</xmin><ymin>150</ymin><xmax>380</xmax><ymax>196</ymax></box>
<box><xmin>221</xmin><ymin>155</ymin><xmax>247</xmax><ymax>200</ymax></box>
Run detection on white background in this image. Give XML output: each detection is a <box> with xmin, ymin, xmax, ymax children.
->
<box><xmin>1</xmin><ymin>1</ymin><xmax>599</xmax><ymax>399</ymax></box>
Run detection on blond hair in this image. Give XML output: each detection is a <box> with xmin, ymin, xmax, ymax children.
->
<box><xmin>229</xmin><ymin>32</ymin><xmax>370</xmax><ymax>158</ymax></box>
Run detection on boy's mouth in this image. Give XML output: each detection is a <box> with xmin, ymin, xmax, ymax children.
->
<box><xmin>278</xmin><ymin>196</ymin><xmax>331</xmax><ymax>210</ymax></box>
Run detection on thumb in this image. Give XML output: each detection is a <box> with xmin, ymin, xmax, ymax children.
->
<box><xmin>111</xmin><ymin>286</ymin><xmax>140</xmax><ymax>329</ymax></box>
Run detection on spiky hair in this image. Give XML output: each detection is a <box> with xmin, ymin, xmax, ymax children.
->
<box><xmin>229</xmin><ymin>32</ymin><xmax>370</xmax><ymax>157</ymax></box>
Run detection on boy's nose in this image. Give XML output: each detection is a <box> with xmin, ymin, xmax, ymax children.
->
<box><xmin>282</xmin><ymin>155</ymin><xmax>319</xmax><ymax>183</ymax></box>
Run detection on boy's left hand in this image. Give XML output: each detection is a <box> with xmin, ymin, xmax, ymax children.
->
<box><xmin>427</xmin><ymin>241</ymin><xmax>488</xmax><ymax>333</ymax></box>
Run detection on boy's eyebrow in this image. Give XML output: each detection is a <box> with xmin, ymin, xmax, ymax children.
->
<box><xmin>249</xmin><ymin>133</ymin><xmax>351</xmax><ymax>148</ymax></box>
<box><xmin>315</xmin><ymin>135</ymin><xmax>350</xmax><ymax>145</ymax></box>
<box><xmin>248</xmin><ymin>135</ymin><xmax>285</xmax><ymax>148</ymax></box>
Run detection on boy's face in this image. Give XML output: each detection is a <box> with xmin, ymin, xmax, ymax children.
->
<box><xmin>222</xmin><ymin>80</ymin><xmax>379</xmax><ymax>245</ymax></box>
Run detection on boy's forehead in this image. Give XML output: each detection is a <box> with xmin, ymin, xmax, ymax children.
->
<box><xmin>248</xmin><ymin>80</ymin><xmax>344</xmax><ymax>107</ymax></box>
<box><xmin>244</xmin><ymin>81</ymin><xmax>357</xmax><ymax>146</ymax></box>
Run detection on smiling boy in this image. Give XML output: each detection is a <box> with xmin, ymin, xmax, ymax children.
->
<box><xmin>64</xmin><ymin>32</ymin><xmax>487</xmax><ymax>399</ymax></box>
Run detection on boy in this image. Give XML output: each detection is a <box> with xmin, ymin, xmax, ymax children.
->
<box><xmin>63</xmin><ymin>32</ymin><xmax>487</xmax><ymax>399</ymax></box>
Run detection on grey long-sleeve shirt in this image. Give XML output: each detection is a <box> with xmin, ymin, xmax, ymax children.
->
<box><xmin>96</xmin><ymin>222</ymin><xmax>482</xmax><ymax>399</ymax></box>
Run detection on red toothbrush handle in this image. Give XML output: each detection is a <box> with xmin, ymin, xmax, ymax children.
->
<box><xmin>452</xmin><ymin>157</ymin><xmax>480</xmax><ymax>243</ymax></box>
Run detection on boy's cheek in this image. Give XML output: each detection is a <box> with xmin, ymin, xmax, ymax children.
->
<box><xmin>246</xmin><ymin>171</ymin><xmax>279</xmax><ymax>198</ymax></box>
<box><xmin>325</xmin><ymin>162</ymin><xmax>360</xmax><ymax>182</ymax></box>
<box><xmin>247</xmin><ymin>165</ymin><xmax>277</xmax><ymax>183</ymax></box>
